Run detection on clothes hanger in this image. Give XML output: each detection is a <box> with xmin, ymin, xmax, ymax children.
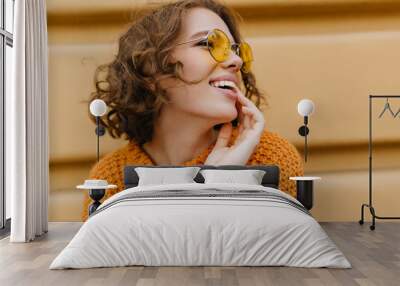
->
<box><xmin>378</xmin><ymin>97</ymin><xmax>396</xmax><ymax>118</ymax></box>
<box><xmin>394</xmin><ymin>107</ymin><xmax>400</xmax><ymax>118</ymax></box>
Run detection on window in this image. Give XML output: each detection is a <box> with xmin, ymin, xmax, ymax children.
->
<box><xmin>0</xmin><ymin>0</ymin><xmax>14</xmax><ymax>235</ymax></box>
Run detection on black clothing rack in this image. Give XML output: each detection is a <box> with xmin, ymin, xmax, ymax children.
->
<box><xmin>359</xmin><ymin>95</ymin><xmax>400</xmax><ymax>230</ymax></box>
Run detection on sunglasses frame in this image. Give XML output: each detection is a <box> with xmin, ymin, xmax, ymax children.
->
<box><xmin>174</xmin><ymin>28</ymin><xmax>253</xmax><ymax>73</ymax></box>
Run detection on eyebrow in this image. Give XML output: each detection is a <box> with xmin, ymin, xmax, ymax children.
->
<box><xmin>189</xmin><ymin>30</ymin><xmax>209</xmax><ymax>40</ymax></box>
<box><xmin>188</xmin><ymin>29</ymin><xmax>237</xmax><ymax>44</ymax></box>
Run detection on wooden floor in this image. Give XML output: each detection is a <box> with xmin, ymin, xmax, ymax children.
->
<box><xmin>0</xmin><ymin>222</ymin><xmax>399</xmax><ymax>286</ymax></box>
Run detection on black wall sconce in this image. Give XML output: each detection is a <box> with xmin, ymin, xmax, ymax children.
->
<box><xmin>89</xmin><ymin>99</ymin><xmax>107</xmax><ymax>162</ymax></box>
<box><xmin>297</xmin><ymin>99</ymin><xmax>315</xmax><ymax>162</ymax></box>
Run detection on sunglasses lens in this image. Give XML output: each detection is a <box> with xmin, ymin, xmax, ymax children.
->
<box><xmin>208</xmin><ymin>29</ymin><xmax>230</xmax><ymax>62</ymax></box>
<box><xmin>239</xmin><ymin>42</ymin><xmax>253</xmax><ymax>73</ymax></box>
<box><xmin>207</xmin><ymin>30</ymin><xmax>254</xmax><ymax>73</ymax></box>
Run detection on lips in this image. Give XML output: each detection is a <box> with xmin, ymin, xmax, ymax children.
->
<box><xmin>211</xmin><ymin>82</ymin><xmax>237</xmax><ymax>101</ymax></box>
<box><xmin>209</xmin><ymin>74</ymin><xmax>239</xmax><ymax>87</ymax></box>
<box><xmin>208</xmin><ymin>74</ymin><xmax>240</xmax><ymax>101</ymax></box>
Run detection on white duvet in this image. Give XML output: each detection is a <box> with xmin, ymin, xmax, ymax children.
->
<box><xmin>50</xmin><ymin>183</ymin><xmax>351</xmax><ymax>269</ymax></box>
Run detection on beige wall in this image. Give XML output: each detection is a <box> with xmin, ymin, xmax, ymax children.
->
<box><xmin>47</xmin><ymin>0</ymin><xmax>400</xmax><ymax>221</ymax></box>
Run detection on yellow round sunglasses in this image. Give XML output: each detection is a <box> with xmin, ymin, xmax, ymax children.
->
<box><xmin>175</xmin><ymin>28</ymin><xmax>253</xmax><ymax>73</ymax></box>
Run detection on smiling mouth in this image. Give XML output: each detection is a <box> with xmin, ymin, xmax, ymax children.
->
<box><xmin>209</xmin><ymin>80</ymin><xmax>237</xmax><ymax>91</ymax></box>
<box><xmin>209</xmin><ymin>80</ymin><xmax>238</xmax><ymax>101</ymax></box>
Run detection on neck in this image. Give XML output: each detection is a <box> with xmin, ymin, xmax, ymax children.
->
<box><xmin>142</xmin><ymin>108</ymin><xmax>220</xmax><ymax>165</ymax></box>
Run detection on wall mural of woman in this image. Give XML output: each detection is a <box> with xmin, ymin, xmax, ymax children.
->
<box><xmin>82</xmin><ymin>0</ymin><xmax>304</xmax><ymax>221</ymax></box>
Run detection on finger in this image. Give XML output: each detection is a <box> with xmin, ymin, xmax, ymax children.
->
<box><xmin>246</xmin><ymin>107</ymin><xmax>258</xmax><ymax>126</ymax></box>
<box><xmin>244</xmin><ymin>108</ymin><xmax>263</xmax><ymax>137</ymax></box>
<box><xmin>238</xmin><ymin>120</ymin><xmax>244</xmax><ymax>135</ymax></box>
<box><xmin>235</xmin><ymin>100</ymin><xmax>243</xmax><ymax>128</ymax></box>
<box><xmin>235</xmin><ymin>92</ymin><xmax>252</xmax><ymax>108</ymax></box>
<box><xmin>235</xmin><ymin>108</ymin><xmax>256</xmax><ymax>145</ymax></box>
<box><xmin>214</xmin><ymin>123</ymin><xmax>232</xmax><ymax>149</ymax></box>
<box><xmin>251</xmin><ymin>108</ymin><xmax>265</xmax><ymax>131</ymax></box>
<box><xmin>234</xmin><ymin>87</ymin><xmax>263</xmax><ymax>133</ymax></box>
<box><xmin>234</xmin><ymin>87</ymin><xmax>262</xmax><ymax>116</ymax></box>
<box><xmin>243</xmin><ymin>105</ymin><xmax>264</xmax><ymax>131</ymax></box>
<box><xmin>237</xmin><ymin>107</ymin><xmax>246</xmax><ymax>136</ymax></box>
<box><xmin>242</xmin><ymin>107</ymin><xmax>251</xmax><ymax>130</ymax></box>
<box><xmin>232</xmin><ymin>94</ymin><xmax>244</xmax><ymax>136</ymax></box>
<box><xmin>234</xmin><ymin>87</ymin><xmax>255</xmax><ymax>108</ymax></box>
<box><xmin>242</xmin><ymin>106</ymin><xmax>253</xmax><ymax>116</ymax></box>
<box><xmin>237</xmin><ymin>95</ymin><xmax>263</xmax><ymax>130</ymax></box>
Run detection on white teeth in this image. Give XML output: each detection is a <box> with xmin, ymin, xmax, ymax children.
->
<box><xmin>210</xmin><ymin>80</ymin><xmax>236</xmax><ymax>89</ymax></box>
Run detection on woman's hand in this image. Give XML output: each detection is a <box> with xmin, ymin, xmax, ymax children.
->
<box><xmin>205</xmin><ymin>88</ymin><xmax>265</xmax><ymax>165</ymax></box>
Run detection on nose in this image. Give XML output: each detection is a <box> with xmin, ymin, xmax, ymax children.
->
<box><xmin>220</xmin><ymin>48</ymin><xmax>243</xmax><ymax>72</ymax></box>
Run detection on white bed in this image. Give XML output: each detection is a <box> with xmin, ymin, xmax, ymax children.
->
<box><xmin>50</xmin><ymin>182</ymin><xmax>351</xmax><ymax>269</ymax></box>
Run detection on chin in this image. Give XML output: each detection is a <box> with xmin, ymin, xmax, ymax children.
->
<box><xmin>192</xmin><ymin>100</ymin><xmax>237</xmax><ymax>122</ymax></box>
<box><xmin>212</xmin><ymin>108</ymin><xmax>237</xmax><ymax>123</ymax></box>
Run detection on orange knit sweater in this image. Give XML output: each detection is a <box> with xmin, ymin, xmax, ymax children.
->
<box><xmin>82</xmin><ymin>128</ymin><xmax>304</xmax><ymax>221</ymax></box>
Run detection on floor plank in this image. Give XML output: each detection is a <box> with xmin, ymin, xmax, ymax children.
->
<box><xmin>0</xmin><ymin>222</ymin><xmax>399</xmax><ymax>286</ymax></box>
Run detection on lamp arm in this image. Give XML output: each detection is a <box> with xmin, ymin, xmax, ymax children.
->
<box><xmin>305</xmin><ymin>130</ymin><xmax>308</xmax><ymax>163</ymax></box>
<box><xmin>96</xmin><ymin>116</ymin><xmax>100</xmax><ymax>162</ymax></box>
<box><xmin>305</xmin><ymin>116</ymin><xmax>309</xmax><ymax>162</ymax></box>
<box><xmin>94</xmin><ymin>116</ymin><xmax>106</xmax><ymax>162</ymax></box>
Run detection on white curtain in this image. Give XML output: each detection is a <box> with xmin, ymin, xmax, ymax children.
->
<box><xmin>7</xmin><ymin>0</ymin><xmax>49</xmax><ymax>242</ymax></box>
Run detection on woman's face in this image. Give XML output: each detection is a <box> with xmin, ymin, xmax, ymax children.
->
<box><xmin>161</xmin><ymin>7</ymin><xmax>244</xmax><ymax>124</ymax></box>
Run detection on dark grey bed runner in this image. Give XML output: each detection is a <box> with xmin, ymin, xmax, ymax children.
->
<box><xmin>90</xmin><ymin>189</ymin><xmax>310</xmax><ymax>218</ymax></box>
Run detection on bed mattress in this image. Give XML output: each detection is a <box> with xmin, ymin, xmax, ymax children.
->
<box><xmin>50</xmin><ymin>183</ymin><xmax>351</xmax><ymax>269</ymax></box>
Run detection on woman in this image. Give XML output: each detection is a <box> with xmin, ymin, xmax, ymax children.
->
<box><xmin>82</xmin><ymin>0</ymin><xmax>304</xmax><ymax>220</ymax></box>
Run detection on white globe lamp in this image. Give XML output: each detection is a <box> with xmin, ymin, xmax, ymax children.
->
<box><xmin>89</xmin><ymin>99</ymin><xmax>107</xmax><ymax>162</ymax></box>
<box><xmin>297</xmin><ymin>99</ymin><xmax>315</xmax><ymax>162</ymax></box>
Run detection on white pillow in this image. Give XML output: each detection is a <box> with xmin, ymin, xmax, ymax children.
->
<box><xmin>200</xmin><ymin>169</ymin><xmax>266</xmax><ymax>185</ymax></box>
<box><xmin>135</xmin><ymin>167</ymin><xmax>201</xmax><ymax>186</ymax></box>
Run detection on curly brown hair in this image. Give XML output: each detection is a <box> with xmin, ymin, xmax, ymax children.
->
<box><xmin>89</xmin><ymin>0</ymin><xmax>266</xmax><ymax>146</ymax></box>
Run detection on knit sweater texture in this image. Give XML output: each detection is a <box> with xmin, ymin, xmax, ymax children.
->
<box><xmin>82</xmin><ymin>128</ymin><xmax>304</xmax><ymax>221</ymax></box>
